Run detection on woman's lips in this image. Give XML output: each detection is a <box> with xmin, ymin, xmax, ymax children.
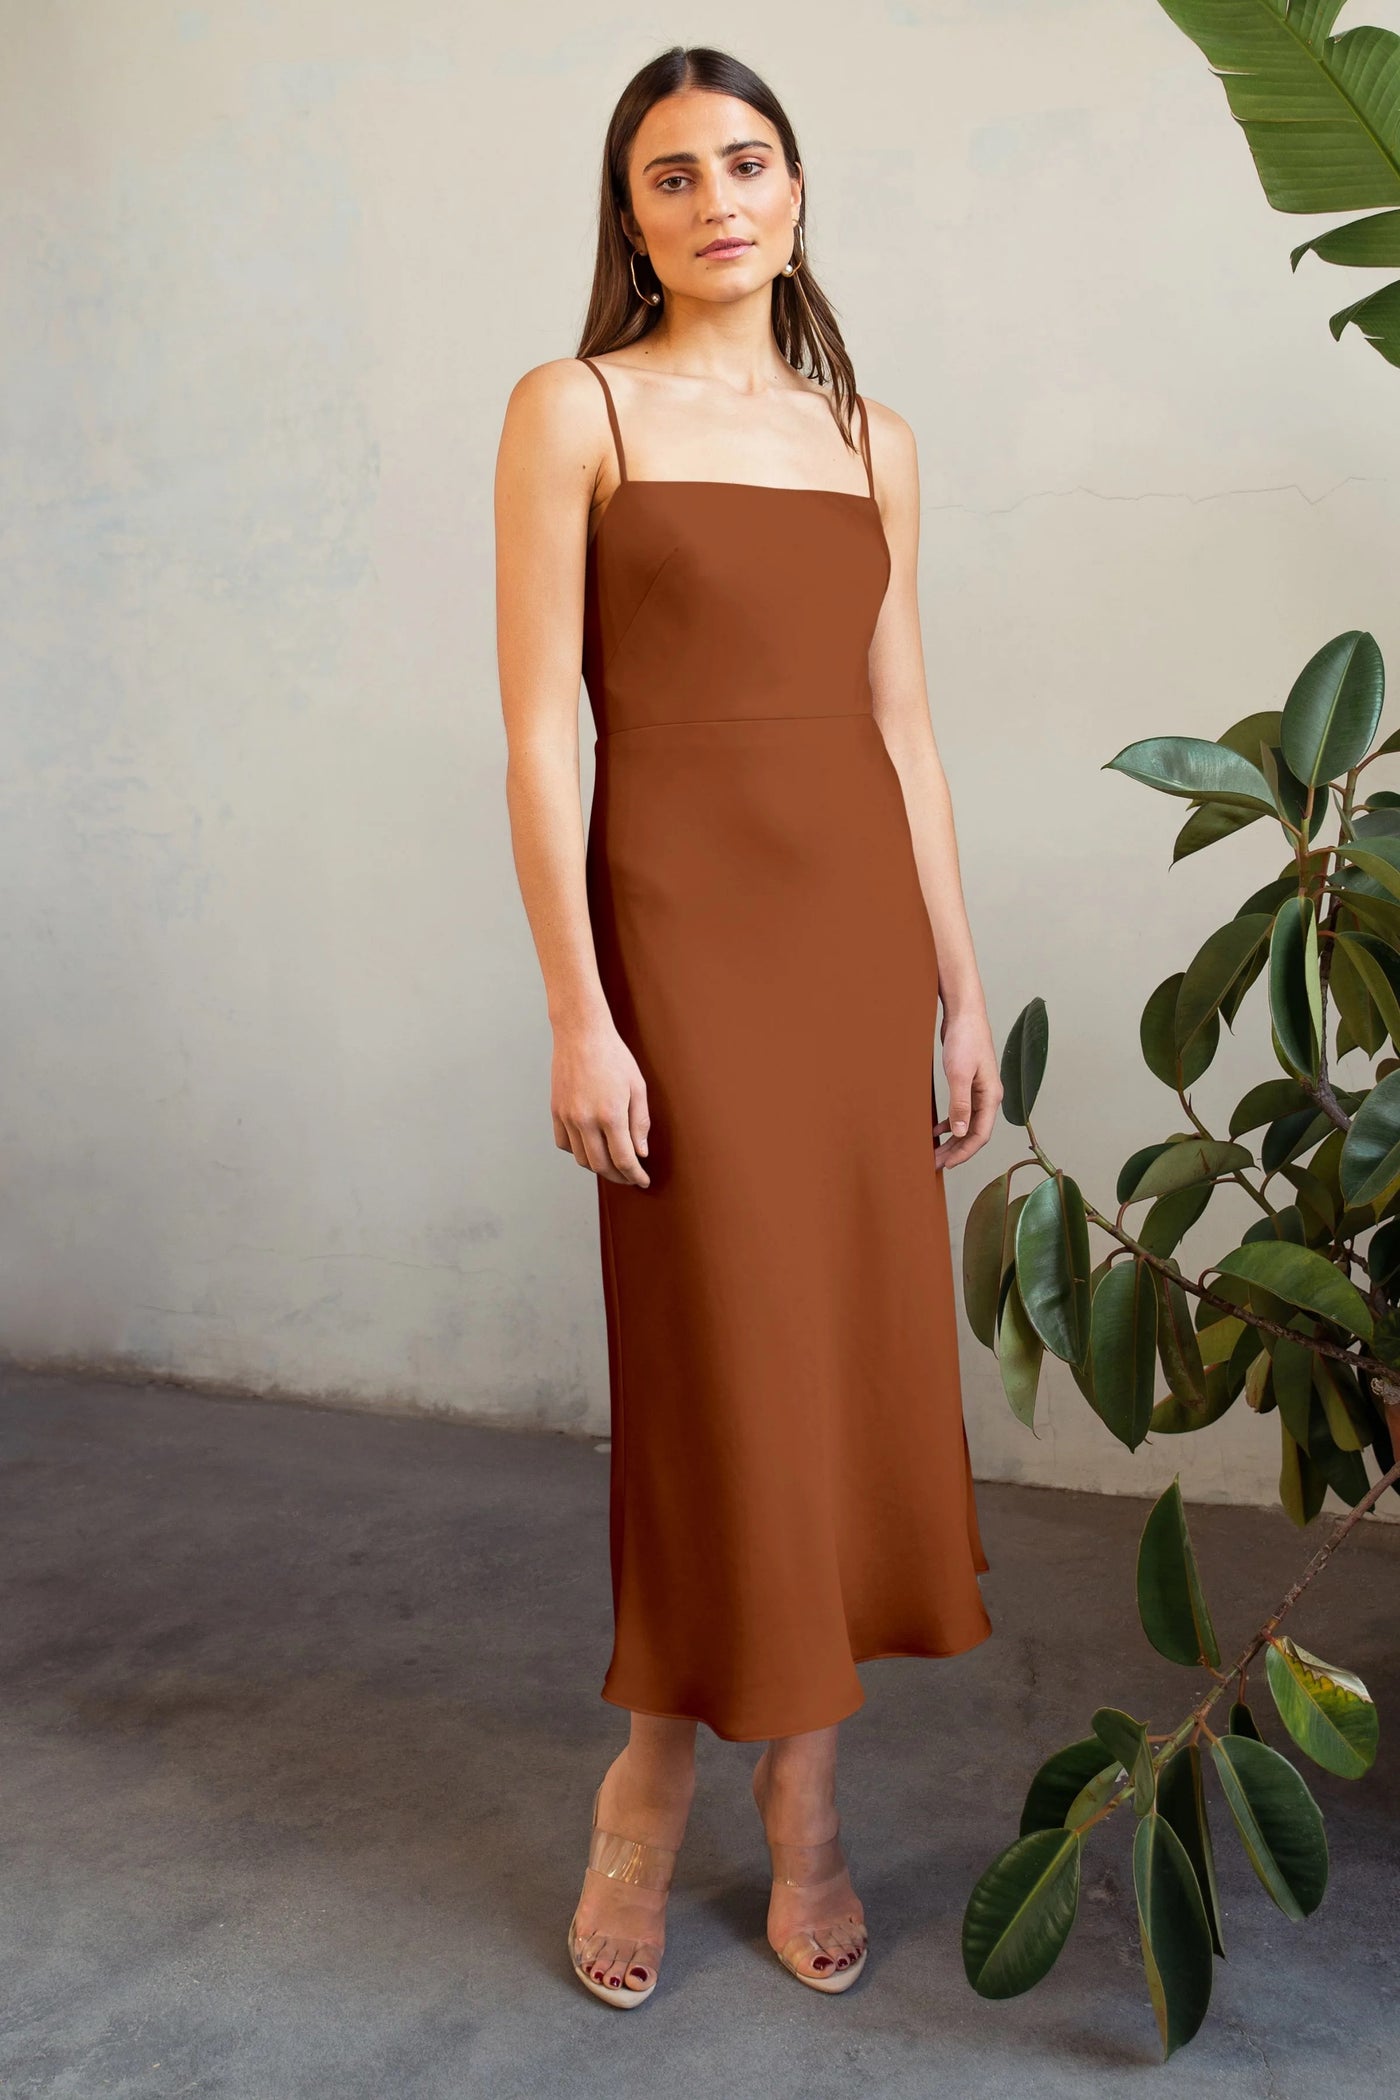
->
<box><xmin>698</xmin><ymin>239</ymin><xmax>753</xmax><ymax>258</ymax></box>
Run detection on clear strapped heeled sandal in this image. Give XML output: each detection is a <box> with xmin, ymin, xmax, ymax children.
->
<box><xmin>764</xmin><ymin>1827</ymin><xmax>869</xmax><ymax>1992</ymax></box>
<box><xmin>753</xmin><ymin>1750</ymin><xmax>868</xmax><ymax>1993</ymax></box>
<box><xmin>566</xmin><ymin>1781</ymin><xmax>680</xmax><ymax>2009</ymax></box>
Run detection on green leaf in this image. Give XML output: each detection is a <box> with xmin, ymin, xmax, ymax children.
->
<box><xmin>1333</xmin><ymin>886</ymin><xmax>1400</xmax><ymax>964</ymax></box>
<box><xmin>1118</xmin><ymin>1142</ymin><xmax>1170</xmax><ymax>1203</ymax></box>
<box><xmin>1173</xmin><ymin>799</ymin><xmax>1261</xmax><ymax>861</ymax></box>
<box><xmin>1339</xmin><ymin>1067</ymin><xmax>1400</xmax><ymax>1208</ymax></box>
<box><xmin>1230</xmin><ymin>1699</ymin><xmax>1263</xmax><ymax>1741</ymax></box>
<box><xmin>1271</xmin><ymin>1334</ymin><xmax>1316</xmax><ymax>1448</ymax></box>
<box><xmin>1150</xmin><ymin>1359</ymin><xmax>1242</xmax><ymax>1434</ymax></box>
<box><xmin>1327</xmin><ymin>932</ymin><xmax>1386</xmax><ymax>1057</ymax></box>
<box><xmin>1338</xmin><ymin>833</ymin><xmax>1400</xmax><ymax>905</ymax></box>
<box><xmin>1133</xmin><ymin>1807</ymin><xmax>1214</xmax><ymax>2060</ymax></box>
<box><xmin>1092</xmin><ymin>1707</ymin><xmax>1156</xmax><ymax>1817</ymax></box>
<box><xmin>1124</xmin><ymin>1136</ymin><xmax>1253</xmax><ymax>1202</ymax></box>
<box><xmin>1260</xmin><ymin>1106</ymin><xmax>1328</xmax><ymax>1176</ymax></box>
<box><xmin>1221</xmin><ymin>708</ymin><xmax>1285</xmax><ymax>760</ymax></box>
<box><xmin>1279</xmin><ymin>1161</ymin><xmax>1340</xmax><ymax>1240</ymax></box>
<box><xmin>1178</xmin><ymin>914</ymin><xmax>1274</xmax><ymax>1051</ymax></box>
<box><xmin>1263</xmin><ymin>747</ymin><xmax>1334</xmax><ymax>851</ymax></box>
<box><xmin>1280</xmin><ymin>1420</ymin><xmax>1328</xmax><ymax>1527</ymax></box>
<box><xmin>961</xmin><ymin>1827</ymin><xmax>1082</xmax><ymax>1998</ymax></box>
<box><xmin>1210</xmin><ymin>1258</ymin><xmax>1285</xmax><ymax>1338</ymax></box>
<box><xmin>1001</xmin><ymin>999</ymin><xmax>1048</xmax><ymax>1127</ymax></box>
<box><xmin>1141</xmin><ymin>973</ymin><xmax>1220</xmax><ymax>1091</ymax></box>
<box><xmin>1369</xmin><ymin>1215</ymin><xmax>1400</xmax><ymax>1292</ymax></box>
<box><xmin>1152</xmin><ymin>0</ymin><xmax>1400</xmax><ymax>211</ymax></box>
<box><xmin>996</xmin><ymin>1271</ymin><xmax>1043</xmax><ymax>1431</ymax></box>
<box><xmin>1245</xmin><ymin>1345</ymin><xmax>1276</xmax><ymax>1413</ymax></box>
<box><xmin>1138</xmin><ymin>1181</ymin><xmax>1215</xmax><ymax>1258</ymax></box>
<box><xmin>1329</xmin><ymin>278</ymin><xmax>1400</xmax><ymax>365</ymax></box>
<box><xmin>1104</xmin><ymin>735</ymin><xmax>1275</xmax><ymax>810</ymax></box>
<box><xmin>1215</xmin><ymin>1240</ymin><xmax>1374</xmax><ymax>1342</ymax></box>
<box><xmin>1268</xmin><ymin>896</ymin><xmax>1322</xmax><ymax>1081</ymax></box>
<box><xmin>1208</xmin><ymin>1734</ymin><xmax>1329</xmax><ymax>1923</ymax></box>
<box><xmin>1280</xmin><ymin>632</ymin><xmax>1386</xmax><ymax>786</ymax></box>
<box><xmin>1198</xmin><ymin>1311</ymin><xmax>1245</xmax><ymax>1363</ymax></box>
<box><xmin>1293</xmin><ymin>206</ymin><xmax>1400</xmax><ymax>267</ymax></box>
<box><xmin>1335</xmin><ymin>931</ymin><xmax>1400</xmax><ymax>1048</ymax></box>
<box><xmin>1014</xmin><ymin>1173</ymin><xmax>1094</xmax><ymax>1366</ymax></box>
<box><xmin>1137</xmin><ymin>1478</ymin><xmax>1222</xmax><ymax>1668</ymax></box>
<box><xmin>1065</xmin><ymin>1760</ymin><xmax>1129</xmax><ymax>1830</ymax></box>
<box><xmin>1230</xmin><ymin>1076</ymin><xmax>1316</xmax><ymax>1137</ymax></box>
<box><xmin>1265</xmin><ymin>1635</ymin><xmax>1379</xmax><ymax>1779</ymax></box>
<box><xmin>1089</xmin><ymin>1259</ymin><xmax>1158</xmax><ymax>1451</ymax></box>
<box><xmin>1153</xmin><ymin>1263</ymin><xmax>1211</xmax><ymax>1413</ymax></box>
<box><xmin>1305</xmin><ymin>1381</ymin><xmax>1373</xmax><ymax>1505</ymax></box>
<box><xmin>1158</xmin><ymin>1743</ymin><xmax>1226</xmax><ymax>1958</ymax></box>
<box><xmin>1191</xmin><ymin>7</ymin><xmax>1400</xmax><ymax>199</ymax></box>
<box><xmin>964</xmin><ymin>1172</ymin><xmax>1023</xmax><ymax>1350</ymax></box>
<box><xmin>1245</xmin><ymin>869</ymin><xmax>1310</xmax><ymax>918</ymax></box>
<box><xmin>1019</xmin><ymin>1737</ymin><xmax>1121</xmax><ymax>1837</ymax></box>
<box><xmin>1313</xmin><ymin>1355</ymin><xmax>1368</xmax><ymax>1451</ymax></box>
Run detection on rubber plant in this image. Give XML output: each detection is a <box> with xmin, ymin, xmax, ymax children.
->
<box><xmin>957</xmin><ymin>3</ymin><xmax>1400</xmax><ymax>2055</ymax></box>
<box><xmin>959</xmin><ymin>644</ymin><xmax>1399</xmax><ymax>2050</ymax></box>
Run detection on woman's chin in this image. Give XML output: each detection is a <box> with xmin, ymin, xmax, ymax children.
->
<box><xmin>677</xmin><ymin>271</ymin><xmax>775</xmax><ymax>307</ymax></box>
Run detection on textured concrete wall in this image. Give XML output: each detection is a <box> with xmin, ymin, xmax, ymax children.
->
<box><xmin>3</xmin><ymin>0</ymin><xmax>1399</xmax><ymax>1519</ymax></box>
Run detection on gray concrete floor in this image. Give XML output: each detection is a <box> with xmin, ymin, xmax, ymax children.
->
<box><xmin>0</xmin><ymin>1368</ymin><xmax>1396</xmax><ymax>2099</ymax></box>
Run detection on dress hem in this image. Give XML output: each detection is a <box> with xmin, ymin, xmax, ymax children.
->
<box><xmin>599</xmin><ymin>1615</ymin><xmax>995</xmax><ymax>1743</ymax></box>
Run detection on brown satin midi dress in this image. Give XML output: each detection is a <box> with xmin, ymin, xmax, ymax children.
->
<box><xmin>579</xmin><ymin>356</ymin><xmax>992</xmax><ymax>1743</ymax></box>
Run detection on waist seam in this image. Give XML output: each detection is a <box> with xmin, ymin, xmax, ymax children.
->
<box><xmin>598</xmin><ymin>708</ymin><xmax>874</xmax><ymax>740</ymax></box>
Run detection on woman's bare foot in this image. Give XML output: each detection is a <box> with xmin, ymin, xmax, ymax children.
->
<box><xmin>752</xmin><ymin>1741</ymin><xmax>867</xmax><ymax>1982</ymax></box>
<box><xmin>571</xmin><ymin>1724</ymin><xmax>696</xmax><ymax>1995</ymax></box>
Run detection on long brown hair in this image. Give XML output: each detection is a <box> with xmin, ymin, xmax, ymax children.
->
<box><xmin>576</xmin><ymin>46</ymin><xmax>861</xmax><ymax>449</ymax></box>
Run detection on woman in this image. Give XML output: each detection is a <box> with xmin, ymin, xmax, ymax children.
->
<box><xmin>495</xmin><ymin>45</ymin><xmax>1002</xmax><ymax>2008</ymax></box>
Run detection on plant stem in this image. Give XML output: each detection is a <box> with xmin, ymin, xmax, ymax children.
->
<box><xmin>1076</xmin><ymin>1453</ymin><xmax>1400</xmax><ymax>1834</ymax></box>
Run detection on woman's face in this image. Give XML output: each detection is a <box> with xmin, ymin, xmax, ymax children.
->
<box><xmin>621</xmin><ymin>90</ymin><xmax>802</xmax><ymax>305</ymax></box>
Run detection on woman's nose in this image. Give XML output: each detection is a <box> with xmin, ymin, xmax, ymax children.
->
<box><xmin>697</xmin><ymin>180</ymin><xmax>736</xmax><ymax>219</ymax></box>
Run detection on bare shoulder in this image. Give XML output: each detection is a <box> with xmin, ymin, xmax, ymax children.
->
<box><xmin>502</xmin><ymin>356</ymin><xmax>611</xmax><ymax>454</ymax></box>
<box><xmin>858</xmin><ymin>394</ymin><xmax>916</xmax><ymax>468</ymax></box>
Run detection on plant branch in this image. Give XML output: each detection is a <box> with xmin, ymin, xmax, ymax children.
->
<box><xmin>1021</xmin><ymin>1130</ymin><xmax>1384</xmax><ymax>1378</ymax></box>
<box><xmin>1076</xmin><ymin>1452</ymin><xmax>1400</xmax><ymax>1834</ymax></box>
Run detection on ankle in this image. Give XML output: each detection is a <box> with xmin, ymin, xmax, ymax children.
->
<box><xmin>752</xmin><ymin>1749</ymin><xmax>839</xmax><ymax>1841</ymax></box>
<box><xmin>754</xmin><ymin>1745</ymin><xmax>836</xmax><ymax>1802</ymax></box>
<box><xmin>600</xmin><ymin>1745</ymin><xmax>695</xmax><ymax>1831</ymax></box>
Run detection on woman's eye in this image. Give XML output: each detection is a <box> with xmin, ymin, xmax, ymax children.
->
<box><xmin>657</xmin><ymin>173</ymin><xmax>690</xmax><ymax>191</ymax></box>
<box><xmin>734</xmin><ymin>159</ymin><xmax>765</xmax><ymax>176</ymax></box>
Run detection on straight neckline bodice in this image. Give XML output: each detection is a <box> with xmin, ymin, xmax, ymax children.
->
<box><xmin>578</xmin><ymin>357</ymin><xmax>884</xmax><ymax>557</ymax></box>
<box><xmin>588</xmin><ymin>477</ymin><xmax>883</xmax><ymax>556</ymax></box>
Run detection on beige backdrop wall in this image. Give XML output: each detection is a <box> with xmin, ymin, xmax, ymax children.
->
<box><xmin>5</xmin><ymin>0</ymin><xmax>1400</xmax><ymax>1520</ymax></box>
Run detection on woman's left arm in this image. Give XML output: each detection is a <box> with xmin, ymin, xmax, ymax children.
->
<box><xmin>864</xmin><ymin>397</ymin><xmax>1003</xmax><ymax>1169</ymax></box>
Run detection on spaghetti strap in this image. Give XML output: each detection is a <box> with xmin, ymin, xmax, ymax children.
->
<box><xmin>855</xmin><ymin>395</ymin><xmax>875</xmax><ymax>501</ymax></box>
<box><xmin>580</xmin><ymin>357</ymin><xmax>629</xmax><ymax>483</ymax></box>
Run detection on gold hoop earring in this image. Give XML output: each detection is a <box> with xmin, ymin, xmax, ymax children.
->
<box><xmin>780</xmin><ymin>221</ymin><xmax>805</xmax><ymax>277</ymax></box>
<box><xmin>629</xmin><ymin>247</ymin><xmax>662</xmax><ymax>306</ymax></box>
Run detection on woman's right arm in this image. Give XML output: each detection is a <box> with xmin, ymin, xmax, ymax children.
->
<box><xmin>494</xmin><ymin>359</ymin><xmax>651</xmax><ymax>1189</ymax></box>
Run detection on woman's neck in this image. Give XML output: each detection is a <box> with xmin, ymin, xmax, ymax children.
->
<box><xmin>625</xmin><ymin>291</ymin><xmax>802</xmax><ymax>394</ymax></box>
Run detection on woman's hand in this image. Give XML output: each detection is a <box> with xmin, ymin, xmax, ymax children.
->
<box><xmin>934</xmin><ymin>1005</ymin><xmax>1003</xmax><ymax>1170</ymax></box>
<box><xmin>552</xmin><ymin>1018</ymin><xmax>652</xmax><ymax>1187</ymax></box>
